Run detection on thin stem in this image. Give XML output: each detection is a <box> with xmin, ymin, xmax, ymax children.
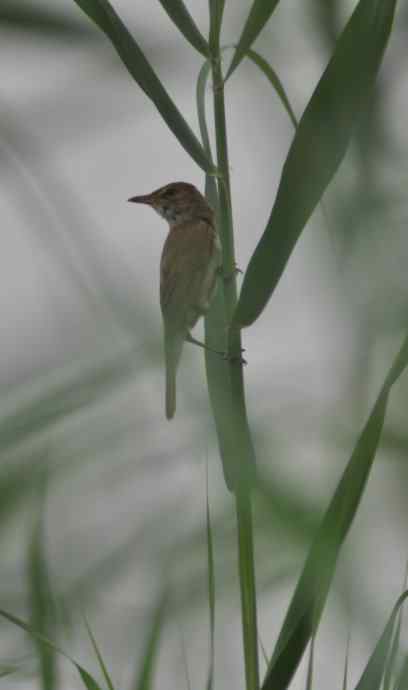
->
<box><xmin>236</xmin><ymin>491</ymin><xmax>260</xmax><ymax>690</ymax></box>
<box><xmin>208</xmin><ymin>8</ymin><xmax>260</xmax><ymax>689</ymax></box>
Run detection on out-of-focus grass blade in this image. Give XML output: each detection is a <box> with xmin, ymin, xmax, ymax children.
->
<box><xmin>205</xmin><ymin>471</ymin><xmax>215</xmax><ymax>690</ymax></box>
<box><xmin>84</xmin><ymin>617</ymin><xmax>116</xmax><ymax>690</ymax></box>
<box><xmin>0</xmin><ymin>609</ymin><xmax>104</xmax><ymax>690</ymax></box>
<box><xmin>354</xmin><ymin>591</ymin><xmax>408</xmax><ymax>690</ymax></box>
<box><xmin>235</xmin><ymin>0</ymin><xmax>398</xmax><ymax>328</ymax></box>
<box><xmin>225</xmin><ymin>1</ymin><xmax>281</xmax><ymax>79</ymax></box>
<box><xmin>72</xmin><ymin>0</ymin><xmax>214</xmax><ymax>174</ymax></box>
<box><xmin>245</xmin><ymin>49</ymin><xmax>297</xmax><ymax>129</ymax></box>
<box><xmin>262</xmin><ymin>333</ymin><xmax>408</xmax><ymax>690</ymax></box>
<box><xmin>394</xmin><ymin>654</ymin><xmax>408</xmax><ymax>690</ymax></box>
<box><xmin>0</xmin><ymin>348</ymin><xmax>135</xmax><ymax>455</ymax></box>
<box><xmin>342</xmin><ymin>631</ymin><xmax>351</xmax><ymax>690</ymax></box>
<box><xmin>157</xmin><ymin>1</ymin><xmax>208</xmax><ymax>56</ymax></box>
<box><xmin>305</xmin><ymin>636</ymin><xmax>315</xmax><ymax>690</ymax></box>
<box><xmin>28</xmin><ymin>474</ymin><xmax>58</xmax><ymax>690</ymax></box>
<box><xmin>0</xmin><ymin>2</ymin><xmax>93</xmax><ymax>38</ymax></box>
<box><xmin>383</xmin><ymin>563</ymin><xmax>408</xmax><ymax>690</ymax></box>
<box><xmin>129</xmin><ymin>591</ymin><xmax>167</xmax><ymax>690</ymax></box>
<box><xmin>0</xmin><ymin>663</ymin><xmax>23</xmax><ymax>678</ymax></box>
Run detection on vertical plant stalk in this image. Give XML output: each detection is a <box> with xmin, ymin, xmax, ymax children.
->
<box><xmin>236</xmin><ymin>490</ymin><xmax>260</xmax><ymax>690</ymax></box>
<box><xmin>208</xmin><ymin>5</ymin><xmax>260</xmax><ymax>689</ymax></box>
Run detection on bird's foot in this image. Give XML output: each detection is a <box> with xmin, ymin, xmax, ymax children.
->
<box><xmin>185</xmin><ymin>333</ymin><xmax>225</xmax><ymax>358</ymax></box>
<box><xmin>220</xmin><ymin>263</ymin><xmax>243</xmax><ymax>283</ymax></box>
<box><xmin>223</xmin><ymin>349</ymin><xmax>247</xmax><ymax>366</ymax></box>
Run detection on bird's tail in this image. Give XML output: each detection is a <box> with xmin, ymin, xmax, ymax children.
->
<box><xmin>164</xmin><ymin>330</ymin><xmax>184</xmax><ymax>420</ymax></box>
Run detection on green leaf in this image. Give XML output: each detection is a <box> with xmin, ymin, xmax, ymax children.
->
<box><xmin>157</xmin><ymin>1</ymin><xmax>208</xmax><ymax>56</ymax></box>
<box><xmin>305</xmin><ymin>637</ymin><xmax>315</xmax><ymax>690</ymax></box>
<box><xmin>226</xmin><ymin>0</ymin><xmax>281</xmax><ymax>79</ymax></box>
<box><xmin>0</xmin><ymin>2</ymin><xmax>92</xmax><ymax>38</ymax></box>
<box><xmin>205</xmin><ymin>473</ymin><xmax>215</xmax><ymax>690</ymax></box>
<box><xmin>28</xmin><ymin>475</ymin><xmax>58</xmax><ymax>690</ymax></box>
<box><xmin>394</xmin><ymin>654</ymin><xmax>408</xmax><ymax>690</ymax></box>
<box><xmin>245</xmin><ymin>49</ymin><xmax>297</xmax><ymax>129</ymax></box>
<box><xmin>355</xmin><ymin>591</ymin><xmax>408</xmax><ymax>690</ymax></box>
<box><xmin>84</xmin><ymin>617</ymin><xmax>116</xmax><ymax>690</ymax></box>
<box><xmin>72</xmin><ymin>0</ymin><xmax>214</xmax><ymax>173</ymax></box>
<box><xmin>0</xmin><ymin>609</ymin><xmax>104</xmax><ymax>690</ymax></box>
<box><xmin>342</xmin><ymin>631</ymin><xmax>351</xmax><ymax>690</ymax></box>
<box><xmin>262</xmin><ymin>333</ymin><xmax>408</xmax><ymax>690</ymax></box>
<box><xmin>0</xmin><ymin>349</ymin><xmax>135</xmax><ymax>455</ymax></box>
<box><xmin>129</xmin><ymin>592</ymin><xmax>167</xmax><ymax>690</ymax></box>
<box><xmin>235</xmin><ymin>0</ymin><xmax>398</xmax><ymax>328</ymax></box>
<box><xmin>382</xmin><ymin>563</ymin><xmax>408</xmax><ymax>690</ymax></box>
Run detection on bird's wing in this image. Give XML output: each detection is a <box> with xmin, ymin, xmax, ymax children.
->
<box><xmin>160</xmin><ymin>220</ymin><xmax>218</xmax><ymax>331</ymax></box>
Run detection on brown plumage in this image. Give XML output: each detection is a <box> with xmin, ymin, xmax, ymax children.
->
<box><xmin>128</xmin><ymin>182</ymin><xmax>222</xmax><ymax>419</ymax></box>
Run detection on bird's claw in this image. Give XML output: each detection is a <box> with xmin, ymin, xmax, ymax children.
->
<box><xmin>220</xmin><ymin>263</ymin><xmax>243</xmax><ymax>282</ymax></box>
<box><xmin>223</xmin><ymin>349</ymin><xmax>247</xmax><ymax>366</ymax></box>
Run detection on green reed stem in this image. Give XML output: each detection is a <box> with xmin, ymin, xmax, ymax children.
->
<box><xmin>208</xmin><ymin>5</ymin><xmax>260</xmax><ymax>688</ymax></box>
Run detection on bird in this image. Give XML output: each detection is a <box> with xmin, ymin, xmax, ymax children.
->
<box><xmin>128</xmin><ymin>182</ymin><xmax>222</xmax><ymax>420</ymax></box>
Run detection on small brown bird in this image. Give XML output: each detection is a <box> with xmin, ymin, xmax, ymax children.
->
<box><xmin>128</xmin><ymin>182</ymin><xmax>222</xmax><ymax>419</ymax></box>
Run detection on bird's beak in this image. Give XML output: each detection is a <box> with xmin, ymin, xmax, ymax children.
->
<box><xmin>128</xmin><ymin>193</ymin><xmax>155</xmax><ymax>205</ymax></box>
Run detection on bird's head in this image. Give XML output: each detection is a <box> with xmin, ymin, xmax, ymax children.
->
<box><xmin>128</xmin><ymin>182</ymin><xmax>213</xmax><ymax>225</ymax></box>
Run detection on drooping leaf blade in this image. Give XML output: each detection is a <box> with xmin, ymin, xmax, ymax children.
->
<box><xmin>354</xmin><ymin>591</ymin><xmax>408</xmax><ymax>690</ymax></box>
<box><xmin>28</xmin><ymin>475</ymin><xmax>58</xmax><ymax>690</ymax></box>
<box><xmin>394</xmin><ymin>654</ymin><xmax>408</xmax><ymax>690</ymax></box>
<box><xmin>246</xmin><ymin>49</ymin><xmax>297</xmax><ymax>129</ymax></box>
<box><xmin>129</xmin><ymin>591</ymin><xmax>167</xmax><ymax>690</ymax></box>
<box><xmin>235</xmin><ymin>0</ymin><xmax>398</xmax><ymax>328</ymax></box>
<box><xmin>157</xmin><ymin>1</ymin><xmax>208</xmax><ymax>56</ymax></box>
<box><xmin>205</xmin><ymin>472</ymin><xmax>215</xmax><ymax>690</ymax></box>
<box><xmin>226</xmin><ymin>0</ymin><xmax>281</xmax><ymax>79</ymax></box>
<box><xmin>262</xmin><ymin>332</ymin><xmax>408</xmax><ymax>690</ymax></box>
<box><xmin>0</xmin><ymin>609</ymin><xmax>104</xmax><ymax>690</ymax></box>
<box><xmin>0</xmin><ymin>1</ymin><xmax>92</xmax><ymax>38</ymax></box>
<box><xmin>382</xmin><ymin>563</ymin><xmax>408</xmax><ymax>690</ymax></box>
<box><xmin>84</xmin><ymin>617</ymin><xmax>116</xmax><ymax>690</ymax></box>
<box><xmin>72</xmin><ymin>0</ymin><xmax>214</xmax><ymax>173</ymax></box>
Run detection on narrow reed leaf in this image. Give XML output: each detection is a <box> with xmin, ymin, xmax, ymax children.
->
<box><xmin>0</xmin><ymin>349</ymin><xmax>135</xmax><ymax>455</ymax></box>
<box><xmin>342</xmin><ymin>631</ymin><xmax>351</xmax><ymax>690</ymax></box>
<box><xmin>354</xmin><ymin>591</ymin><xmax>408</xmax><ymax>690</ymax></box>
<box><xmin>246</xmin><ymin>50</ymin><xmax>298</xmax><ymax>129</ymax></box>
<box><xmin>84</xmin><ymin>617</ymin><xmax>116</xmax><ymax>690</ymax></box>
<box><xmin>394</xmin><ymin>654</ymin><xmax>408</xmax><ymax>690</ymax></box>
<box><xmin>226</xmin><ymin>1</ymin><xmax>281</xmax><ymax>79</ymax></box>
<box><xmin>0</xmin><ymin>2</ymin><xmax>91</xmax><ymax>38</ymax></box>
<box><xmin>0</xmin><ymin>609</ymin><xmax>104</xmax><ymax>690</ymax></box>
<box><xmin>157</xmin><ymin>1</ymin><xmax>208</xmax><ymax>56</ymax></box>
<box><xmin>72</xmin><ymin>0</ymin><xmax>214</xmax><ymax>173</ymax></box>
<box><xmin>305</xmin><ymin>636</ymin><xmax>315</xmax><ymax>690</ymax></box>
<box><xmin>196</xmin><ymin>60</ymin><xmax>214</xmax><ymax>164</ymax></box>
<box><xmin>235</xmin><ymin>0</ymin><xmax>398</xmax><ymax>328</ymax></box>
<box><xmin>262</xmin><ymin>333</ymin><xmax>408</xmax><ymax>690</ymax></box>
<box><xmin>383</xmin><ymin>563</ymin><xmax>408</xmax><ymax>690</ymax></box>
<box><xmin>129</xmin><ymin>592</ymin><xmax>167</xmax><ymax>690</ymax></box>
<box><xmin>28</xmin><ymin>477</ymin><xmax>58</xmax><ymax>690</ymax></box>
<box><xmin>0</xmin><ymin>662</ymin><xmax>25</xmax><ymax>679</ymax></box>
<box><xmin>236</xmin><ymin>493</ymin><xmax>260</xmax><ymax>690</ymax></box>
<box><xmin>205</xmin><ymin>472</ymin><xmax>215</xmax><ymax>690</ymax></box>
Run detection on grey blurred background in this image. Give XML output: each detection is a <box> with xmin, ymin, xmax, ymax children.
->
<box><xmin>1</xmin><ymin>1</ymin><xmax>408</xmax><ymax>688</ymax></box>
